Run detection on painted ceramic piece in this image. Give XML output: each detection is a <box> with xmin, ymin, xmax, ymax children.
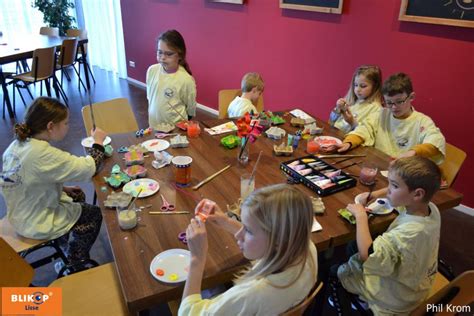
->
<box><xmin>220</xmin><ymin>135</ymin><xmax>241</xmax><ymax>149</ymax></box>
<box><xmin>170</xmin><ymin>135</ymin><xmax>189</xmax><ymax>148</ymax></box>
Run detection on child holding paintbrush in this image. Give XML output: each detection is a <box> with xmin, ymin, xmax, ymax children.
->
<box><xmin>147</xmin><ymin>29</ymin><xmax>196</xmax><ymax>127</ymax></box>
<box><xmin>0</xmin><ymin>97</ymin><xmax>107</xmax><ymax>270</ymax></box>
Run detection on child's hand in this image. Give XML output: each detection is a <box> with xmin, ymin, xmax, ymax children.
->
<box><xmin>395</xmin><ymin>150</ymin><xmax>416</xmax><ymax>160</ymax></box>
<box><xmin>63</xmin><ymin>185</ymin><xmax>82</xmax><ymax>194</ymax></box>
<box><xmin>186</xmin><ymin>218</ymin><xmax>208</xmax><ymax>262</ymax></box>
<box><xmin>195</xmin><ymin>199</ymin><xmax>228</xmax><ymax>226</ymax></box>
<box><xmin>336</xmin><ymin>98</ymin><xmax>347</xmax><ymax>112</ymax></box>
<box><xmin>91</xmin><ymin>127</ymin><xmax>107</xmax><ymax>145</ymax></box>
<box><xmin>336</xmin><ymin>142</ymin><xmax>352</xmax><ymax>153</ymax></box>
<box><xmin>347</xmin><ymin>203</ymin><xmax>368</xmax><ymax>220</ymax></box>
<box><xmin>341</xmin><ymin>107</ymin><xmax>355</xmax><ymax>126</ymax></box>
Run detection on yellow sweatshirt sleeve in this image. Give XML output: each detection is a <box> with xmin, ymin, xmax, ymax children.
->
<box><xmin>343</xmin><ymin>134</ymin><xmax>365</xmax><ymax>149</ymax></box>
<box><xmin>411</xmin><ymin>144</ymin><xmax>442</xmax><ymax>159</ymax></box>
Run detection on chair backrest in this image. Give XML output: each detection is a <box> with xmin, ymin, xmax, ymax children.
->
<box><xmin>67</xmin><ymin>29</ymin><xmax>88</xmax><ymax>54</ymax></box>
<box><xmin>0</xmin><ymin>237</ymin><xmax>35</xmax><ymax>287</ymax></box>
<box><xmin>439</xmin><ymin>143</ymin><xmax>467</xmax><ymax>187</ymax></box>
<box><xmin>31</xmin><ymin>46</ymin><xmax>56</xmax><ymax>80</ymax></box>
<box><xmin>81</xmin><ymin>98</ymin><xmax>139</xmax><ymax>136</ymax></box>
<box><xmin>281</xmin><ymin>281</ymin><xmax>323</xmax><ymax>316</ymax></box>
<box><xmin>58</xmin><ymin>38</ymin><xmax>78</xmax><ymax>67</ymax></box>
<box><xmin>410</xmin><ymin>270</ymin><xmax>474</xmax><ymax>316</ymax></box>
<box><xmin>39</xmin><ymin>26</ymin><xmax>59</xmax><ymax>37</ymax></box>
<box><xmin>218</xmin><ymin>89</ymin><xmax>264</xmax><ymax>119</ymax></box>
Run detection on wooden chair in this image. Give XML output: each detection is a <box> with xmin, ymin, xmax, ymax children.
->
<box><xmin>439</xmin><ymin>143</ymin><xmax>467</xmax><ymax>187</ymax></box>
<box><xmin>56</xmin><ymin>38</ymin><xmax>86</xmax><ymax>90</ymax></box>
<box><xmin>218</xmin><ymin>89</ymin><xmax>264</xmax><ymax>119</ymax></box>
<box><xmin>410</xmin><ymin>270</ymin><xmax>474</xmax><ymax>316</ymax></box>
<box><xmin>0</xmin><ymin>237</ymin><xmax>130</xmax><ymax>315</ymax></box>
<box><xmin>281</xmin><ymin>280</ymin><xmax>323</xmax><ymax>316</ymax></box>
<box><xmin>39</xmin><ymin>26</ymin><xmax>59</xmax><ymax>37</ymax></box>
<box><xmin>12</xmin><ymin>46</ymin><xmax>68</xmax><ymax>110</ymax></box>
<box><xmin>66</xmin><ymin>28</ymin><xmax>96</xmax><ymax>85</ymax></box>
<box><xmin>81</xmin><ymin>98</ymin><xmax>139</xmax><ymax>136</ymax></box>
<box><xmin>0</xmin><ymin>217</ymin><xmax>69</xmax><ymax>270</ymax></box>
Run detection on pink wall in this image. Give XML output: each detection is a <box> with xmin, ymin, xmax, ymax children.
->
<box><xmin>121</xmin><ymin>0</ymin><xmax>474</xmax><ymax>207</ymax></box>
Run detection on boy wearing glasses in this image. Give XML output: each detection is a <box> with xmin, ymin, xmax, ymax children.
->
<box><xmin>334</xmin><ymin>73</ymin><xmax>445</xmax><ymax>164</ymax></box>
<box><xmin>227</xmin><ymin>72</ymin><xmax>264</xmax><ymax>118</ymax></box>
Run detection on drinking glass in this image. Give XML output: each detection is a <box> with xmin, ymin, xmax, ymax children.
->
<box><xmin>187</xmin><ymin>121</ymin><xmax>201</xmax><ymax>138</ymax></box>
<box><xmin>116</xmin><ymin>204</ymin><xmax>138</xmax><ymax>230</ymax></box>
<box><xmin>360</xmin><ymin>162</ymin><xmax>378</xmax><ymax>186</ymax></box>
<box><xmin>238</xmin><ymin>138</ymin><xmax>250</xmax><ymax>165</ymax></box>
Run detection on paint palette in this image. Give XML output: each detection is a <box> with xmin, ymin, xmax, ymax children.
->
<box><xmin>280</xmin><ymin>155</ymin><xmax>356</xmax><ymax>196</ymax></box>
<box><xmin>123</xmin><ymin>178</ymin><xmax>159</xmax><ymax>197</ymax></box>
<box><xmin>149</xmin><ymin>249</ymin><xmax>190</xmax><ymax>283</ymax></box>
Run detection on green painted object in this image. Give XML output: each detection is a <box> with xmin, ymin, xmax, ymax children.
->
<box><xmin>221</xmin><ymin>135</ymin><xmax>241</xmax><ymax>149</ymax></box>
<box><xmin>104</xmin><ymin>164</ymin><xmax>131</xmax><ymax>188</ymax></box>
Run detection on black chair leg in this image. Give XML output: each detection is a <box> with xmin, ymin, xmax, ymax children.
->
<box><xmin>73</xmin><ymin>66</ymin><xmax>87</xmax><ymax>91</ymax></box>
<box><xmin>17</xmin><ymin>86</ymin><xmax>27</xmax><ymax>107</ymax></box>
<box><xmin>25</xmin><ymin>85</ymin><xmax>34</xmax><ymax>99</ymax></box>
<box><xmin>64</xmin><ymin>69</ymin><xmax>71</xmax><ymax>81</ymax></box>
<box><xmin>86</xmin><ymin>62</ymin><xmax>96</xmax><ymax>83</ymax></box>
<box><xmin>45</xmin><ymin>79</ymin><xmax>52</xmax><ymax>97</ymax></box>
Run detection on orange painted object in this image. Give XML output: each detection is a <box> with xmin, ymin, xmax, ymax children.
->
<box><xmin>306</xmin><ymin>140</ymin><xmax>320</xmax><ymax>154</ymax></box>
<box><xmin>187</xmin><ymin>121</ymin><xmax>201</xmax><ymax>138</ymax></box>
<box><xmin>156</xmin><ymin>269</ymin><xmax>164</xmax><ymax>276</ymax></box>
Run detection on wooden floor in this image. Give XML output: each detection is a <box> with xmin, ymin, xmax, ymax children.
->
<box><xmin>1</xmin><ymin>67</ymin><xmax>473</xmax><ymax>314</ymax></box>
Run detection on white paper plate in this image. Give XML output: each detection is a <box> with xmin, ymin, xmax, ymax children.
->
<box><xmin>123</xmin><ymin>178</ymin><xmax>159</xmax><ymax>198</ymax></box>
<box><xmin>314</xmin><ymin>136</ymin><xmax>342</xmax><ymax>148</ymax></box>
<box><xmin>150</xmin><ymin>248</ymin><xmax>190</xmax><ymax>283</ymax></box>
<box><xmin>355</xmin><ymin>194</ymin><xmax>393</xmax><ymax>215</ymax></box>
<box><xmin>142</xmin><ymin>139</ymin><xmax>170</xmax><ymax>152</ymax></box>
<box><xmin>81</xmin><ymin>136</ymin><xmax>111</xmax><ymax>148</ymax></box>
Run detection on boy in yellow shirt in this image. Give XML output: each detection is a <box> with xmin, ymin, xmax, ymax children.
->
<box><xmin>334</xmin><ymin>73</ymin><xmax>445</xmax><ymax>164</ymax></box>
<box><xmin>336</xmin><ymin>156</ymin><xmax>442</xmax><ymax>315</ymax></box>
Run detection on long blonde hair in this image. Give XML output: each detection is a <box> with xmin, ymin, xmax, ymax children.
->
<box><xmin>236</xmin><ymin>184</ymin><xmax>315</xmax><ymax>288</ymax></box>
<box><xmin>344</xmin><ymin>65</ymin><xmax>382</xmax><ymax>105</ymax></box>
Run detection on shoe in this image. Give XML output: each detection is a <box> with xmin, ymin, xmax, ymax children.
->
<box><xmin>54</xmin><ymin>261</ymin><xmax>69</xmax><ymax>276</ymax></box>
<box><xmin>54</xmin><ymin>261</ymin><xmax>64</xmax><ymax>274</ymax></box>
<box><xmin>328</xmin><ymin>296</ymin><xmax>369</xmax><ymax>311</ymax></box>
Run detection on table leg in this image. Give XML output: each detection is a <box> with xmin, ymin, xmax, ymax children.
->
<box><xmin>0</xmin><ymin>66</ymin><xmax>15</xmax><ymax>118</ymax></box>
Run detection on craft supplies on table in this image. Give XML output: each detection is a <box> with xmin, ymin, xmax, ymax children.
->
<box><xmin>204</xmin><ymin>121</ymin><xmax>238</xmax><ymax>135</ymax></box>
<box><xmin>280</xmin><ymin>155</ymin><xmax>357</xmax><ymax>196</ymax></box>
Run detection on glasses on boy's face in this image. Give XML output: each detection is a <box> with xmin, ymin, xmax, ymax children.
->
<box><xmin>384</xmin><ymin>95</ymin><xmax>411</xmax><ymax>107</ymax></box>
<box><xmin>157</xmin><ymin>50</ymin><xmax>177</xmax><ymax>57</ymax></box>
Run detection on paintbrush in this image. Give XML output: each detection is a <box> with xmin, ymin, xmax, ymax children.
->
<box><xmin>317</xmin><ymin>154</ymin><xmax>366</xmax><ymax>159</ymax></box>
<box><xmin>127</xmin><ymin>188</ymin><xmax>143</xmax><ymax>209</ymax></box>
<box><xmin>88</xmin><ymin>91</ymin><xmax>96</xmax><ymax>131</ymax></box>
<box><xmin>249</xmin><ymin>151</ymin><xmax>263</xmax><ymax>183</ymax></box>
<box><xmin>167</xmin><ymin>101</ymin><xmax>188</xmax><ymax>122</ymax></box>
<box><xmin>192</xmin><ymin>164</ymin><xmax>231</xmax><ymax>190</ymax></box>
<box><xmin>339</xmin><ymin>161</ymin><xmax>363</xmax><ymax>170</ymax></box>
<box><xmin>366</xmin><ymin>185</ymin><xmax>375</xmax><ymax>206</ymax></box>
<box><xmin>149</xmin><ymin>211</ymin><xmax>190</xmax><ymax>215</ymax></box>
<box><xmin>333</xmin><ymin>157</ymin><xmax>354</xmax><ymax>165</ymax></box>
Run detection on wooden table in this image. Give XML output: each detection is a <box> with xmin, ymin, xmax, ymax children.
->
<box><xmin>93</xmin><ymin>116</ymin><xmax>463</xmax><ymax>314</ymax></box>
<box><xmin>0</xmin><ymin>34</ymin><xmax>90</xmax><ymax>118</ymax></box>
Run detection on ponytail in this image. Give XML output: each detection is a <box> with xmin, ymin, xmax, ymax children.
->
<box><xmin>14</xmin><ymin>97</ymin><xmax>68</xmax><ymax>142</ymax></box>
<box><xmin>14</xmin><ymin>123</ymin><xmax>32</xmax><ymax>142</ymax></box>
